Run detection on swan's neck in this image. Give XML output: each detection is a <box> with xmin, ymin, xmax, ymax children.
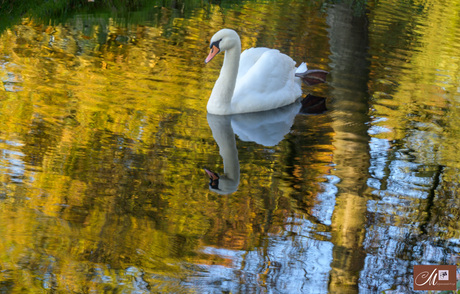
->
<box><xmin>207</xmin><ymin>44</ymin><xmax>241</xmax><ymax>115</ymax></box>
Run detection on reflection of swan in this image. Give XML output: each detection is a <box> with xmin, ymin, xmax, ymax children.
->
<box><xmin>205</xmin><ymin>29</ymin><xmax>328</xmax><ymax>115</ymax></box>
<box><xmin>205</xmin><ymin>102</ymin><xmax>304</xmax><ymax>194</ymax></box>
<box><xmin>206</xmin><ymin>114</ymin><xmax>240</xmax><ymax>195</ymax></box>
<box><xmin>231</xmin><ymin>100</ymin><xmax>302</xmax><ymax>146</ymax></box>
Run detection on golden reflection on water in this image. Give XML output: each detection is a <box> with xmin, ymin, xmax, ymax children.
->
<box><xmin>0</xmin><ymin>0</ymin><xmax>459</xmax><ymax>292</ymax></box>
<box><xmin>0</xmin><ymin>3</ymin><xmax>333</xmax><ymax>292</ymax></box>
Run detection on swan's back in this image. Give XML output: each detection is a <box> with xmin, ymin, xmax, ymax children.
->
<box><xmin>236</xmin><ymin>48</ymin><xmax>272</xmax><ymax>80</ymax></box>
<box><xmin>232</xmin><ymin>48</ymin><xmax>301</xmax><ymax>113</ymax></box>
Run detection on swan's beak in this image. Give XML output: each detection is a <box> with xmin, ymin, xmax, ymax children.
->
<box><xmin>205</xmin><ymin>45</ymin><xmax>220</xmax><ymax>63</ymax></box>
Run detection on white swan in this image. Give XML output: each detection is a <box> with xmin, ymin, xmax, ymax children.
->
<box><xmin>205</xmin><ymin>29</ymin><xmax>328</xmax><ymax>115</ymax></box>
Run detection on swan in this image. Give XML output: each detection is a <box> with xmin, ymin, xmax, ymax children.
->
<box><xmin>205</xmin><ymin>28</ymin><xmax>328</xmax><ymax>115</ymax></box>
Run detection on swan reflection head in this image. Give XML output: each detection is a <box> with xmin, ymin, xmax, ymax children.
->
<box><xmin>204</xmin><ymin>168</ymin><xmax>239</xmax><ymax>195</ymax></box>
<box><xmin>205</xmin><ymin>169</ymin><xmax>220</xmax><ymax>190</ymax></box>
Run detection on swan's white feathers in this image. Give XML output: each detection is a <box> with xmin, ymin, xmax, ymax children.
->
<box><xmin>296</xmin><ymin>62</ymin><xmax>308</xmax><ymax>74</ymax></box>
<box><xmin>232</xmin><ymin>49</ymin><xmax>300</xmax><ymax>113</ymax></box>
<box><xmin>206</xmin><ymin>29</ymin><xmax>304</xmax><ymax>114</ymax></box>
<box><xmin>236</xmin><ymin>47</ymin><xmax>272</xmax><ymax>80</ymax></box>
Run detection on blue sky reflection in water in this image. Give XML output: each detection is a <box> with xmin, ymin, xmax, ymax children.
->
<box><xmin>0</xmin><ymin>0</ymin><xmax>459</xmax><ymax>293</ymax></box>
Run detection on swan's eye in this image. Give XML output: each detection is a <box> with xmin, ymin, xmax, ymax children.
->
<box><xmin>210</xmin><ymin>38</ymin><xmax>222</xmax><ymax>49</ymax></box>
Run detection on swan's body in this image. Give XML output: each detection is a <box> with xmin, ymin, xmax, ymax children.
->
<box><xmin>205</xmin><ymin>29</ymin><xmax>327</xmax><ymax>115</ymax></box>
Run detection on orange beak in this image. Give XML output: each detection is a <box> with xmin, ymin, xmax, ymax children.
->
<box><xmin>205</xmin><ymin>45</ymin><xmax>220</xmax><ymax>63</ymax></box>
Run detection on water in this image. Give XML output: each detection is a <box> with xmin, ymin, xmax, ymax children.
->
<box><xmin>0</xmin><ymin>0</ymin><xmax>459</xmax><ymax>293</ymax></box>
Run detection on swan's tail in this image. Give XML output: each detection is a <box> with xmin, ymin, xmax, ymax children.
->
<box><xmin>296</xmin><ymin>62</ymin><xmax>308</xmax><ymax>74</ymax></box>
<box><xmin>295</xmin><ymin>62</ymin><xmax>328</xmax><ymax>85</ymax></box>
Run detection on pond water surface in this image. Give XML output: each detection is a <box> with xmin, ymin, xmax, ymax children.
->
<box><xmin>0</xmin><ymin>0</ymin><xmax>459</xmax><ymax>293</ymax></box>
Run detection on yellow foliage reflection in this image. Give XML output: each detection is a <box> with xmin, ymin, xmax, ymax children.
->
<box><xmin>0</xmin><ymin>0</ymin><xmax>458</xmax><ymax>292</ymax></box>
<box><xmin>0</xmin><ymin>2</ymin><xmax>333</xmax><ymax>292</ymax></box>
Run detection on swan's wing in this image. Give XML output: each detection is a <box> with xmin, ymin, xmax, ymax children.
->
<box><xmin>237</xmin><ymin>47</ymin><xmax>272</xmax><ymax>80</ymax></box>
<box><xmin>233</xmin><ymin>49</ymin><xmax>299</xmax><ymax>111</ymax></box>
<box><xmin>236</xmin><ymin>49</ymin><xmax>295</xmax><ymax>92</ymax></box>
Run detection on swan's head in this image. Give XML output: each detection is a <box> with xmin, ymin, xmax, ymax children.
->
<box><xmin>205</xmin><ymin>29</ymin><xmax>240</xmax><ymax>63</ymax></box>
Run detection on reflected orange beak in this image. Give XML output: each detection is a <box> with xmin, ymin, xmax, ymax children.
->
<box><xmin>205</xmin><ymin>45</ymin><xmax>220</xmax><ymax>63</ymax></box>
<box><xmin>204</xmin><ymin>168</ymin><xmax>220</xmax><ymax>190</ymax></box>
<box><xmin>204</xmin><ymin>169</ymin><xmax>219</xmax><ymax>181</ymax></box>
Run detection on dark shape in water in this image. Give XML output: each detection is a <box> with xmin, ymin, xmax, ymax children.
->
<box><xmin>204</xmin><ymin>168</ymin><xmax>220</xmax><ymax>190</ymax></box>
<box><xmin>300</xmin><ymin>94</ymin><xmax>327</xmax><ymax>114</ymax></box>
